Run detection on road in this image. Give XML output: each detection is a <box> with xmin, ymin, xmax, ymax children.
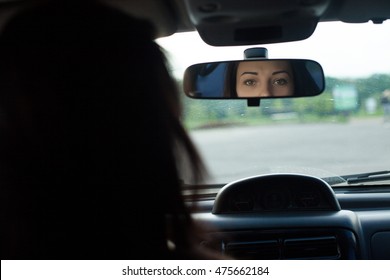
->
<box><xmin>189</xmin><ymin>117</ymin><xmax>390</xmax><ymax>184</ymax></box>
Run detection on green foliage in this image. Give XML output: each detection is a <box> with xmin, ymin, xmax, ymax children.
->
<box><xmin>355</xmin><ymin>74</ymin><xmax>390</xmax><ymax>99</ymax></box>
<box><xmin>292</xmin><ymin>92</ymin><xmax>335</xmax><ymax>118</ymax></box>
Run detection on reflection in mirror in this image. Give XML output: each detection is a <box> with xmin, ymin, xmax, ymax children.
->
<box><xmin>183</xmin><ymin>59</ymin><xmax>325</xmax><ymax>99</ymax></box>
<box><xmin>235</xmin><ymin>60</ymin><xmax>294</xmax><ymax>97</ymax></box>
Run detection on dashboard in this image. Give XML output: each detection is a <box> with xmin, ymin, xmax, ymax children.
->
<box><xmin>189</xmin><ymin>173</ymin><xmax>390</xmax><ymax>260</ymax></box>
<box><xmin>212</xmin><ymin>174</ymin><xmax>340</xmax><ymax>213</ymax></box>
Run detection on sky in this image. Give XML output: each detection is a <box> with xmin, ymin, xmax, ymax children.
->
<box><xmin>157</xmin><ymin>21</ymin><xmax>390</xmax><ymax>80</ymax></box>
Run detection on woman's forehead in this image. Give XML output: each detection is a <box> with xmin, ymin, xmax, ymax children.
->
<box><xmin>237</xmin><ymin>60</ymin><xmax>291</xmax><ymax>72</ymax></box>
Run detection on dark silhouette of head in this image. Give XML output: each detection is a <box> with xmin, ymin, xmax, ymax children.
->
<box><xmin>0</xmin><ymin>0</ymin><xmax>210</xmax><ymax>259</ymax></box>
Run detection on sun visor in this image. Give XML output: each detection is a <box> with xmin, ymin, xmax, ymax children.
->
<box><xmin>195</xmin><ymin>17</ymin><xmax>319</xmax><ymax>46</ymax></box>
<box><xmin>183</xmin><ymin>0</ymin><xmax>330</xmax><ymax>46</ymax></box>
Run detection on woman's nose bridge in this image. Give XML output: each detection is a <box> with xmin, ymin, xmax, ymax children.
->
<box><xmin>258</xmin><ymin>77</ymin><xmax>272</xmax><ymax>96</ymax></box>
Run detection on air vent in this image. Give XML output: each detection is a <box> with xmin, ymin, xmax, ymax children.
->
<box><xmin>224</xmin><ymin>236</ymin><xmax>340</xmax><ymax>259</ymax></box>
<box><xmin>225</xmin><ymin>240</ymin><xmax>280</xmax><ymax>260</ymax></box>
<box><xmin>284</xmin><ymin>236</ymin><xmax>340</xmax><ymax>259</ymax></box>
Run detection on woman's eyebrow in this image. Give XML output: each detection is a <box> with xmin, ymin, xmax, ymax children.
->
<box><xmin>240</xmin><ymin>71</ymin><xmax>258</xmax><ymax>76</ymax></box>
<box><xmin>272</xmin><ymin>70</ymin><xmax>291</xmax><ymax>76</ymax></box>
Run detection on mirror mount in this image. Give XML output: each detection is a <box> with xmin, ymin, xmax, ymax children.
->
<box><xmin>247</xmin><ymin>98</ymin><xmax>260</xmax><ymax>107</ymax></box>
<box><xmin>244</xmin><ymin>47</ymin><xmax>268</xmax><ymax>60</ymax></box>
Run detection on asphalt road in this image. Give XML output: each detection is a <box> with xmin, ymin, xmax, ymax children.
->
<box><xmin>190</xmin><ymin>117</ymin><xmax>390</xmax><ymax>184</ymax></box>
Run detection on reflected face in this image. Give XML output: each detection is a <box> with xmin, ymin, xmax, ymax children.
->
<box><xmin>236</xmin><ymin>60</ymin><xmax>294</xmax><ymax>97</ymax></box>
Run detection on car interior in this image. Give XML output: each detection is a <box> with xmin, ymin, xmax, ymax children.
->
<box><xmin>1</xmin><ymin>0</ymin><xmax>390</xmax><ymax>260</ymax></box>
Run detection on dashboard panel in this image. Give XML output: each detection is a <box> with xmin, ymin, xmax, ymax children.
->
<box><xmin>188</xmin><ymin>173</ymin><xmax>390</xmax><ymax>260</ymax></box>
<box><xmin>212</xmin><ymin>173</ymin><xmax>340</xmax><ymax>213</ymax></box>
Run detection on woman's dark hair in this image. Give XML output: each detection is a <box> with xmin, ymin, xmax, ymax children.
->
<box><xmin>223</xmin><ymin>61</ymin><xmax>240</xmax><ymax>97</ymax></box>
<box><xmin>290</xmin><ymin>60</ymin><xmax>323</xmax><ymax>96</ymax></box>
<box><xmin>0</xmin><ymin>0</ymin><xmax>215</xmax><ymax>259</ymax></box>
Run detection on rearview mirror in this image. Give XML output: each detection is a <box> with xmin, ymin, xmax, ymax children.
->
<box><xmin>183</xmin><ymin>59</ymin><xmax>325</xmax><ymax>99</ymax></box>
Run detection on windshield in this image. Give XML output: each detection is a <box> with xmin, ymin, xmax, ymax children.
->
<box><xmin>157</xmin><ymin>21</ymin><xmax>390</xmax><ymax>185</ymax></box>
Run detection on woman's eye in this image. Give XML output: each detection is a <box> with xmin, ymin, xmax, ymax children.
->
<box><xmin>243</xmin><ymin>79</ymin><xmax>256</xmax><ymax>86</ymax></box>
<box><xmin>273</xmin><ymin>78</ymin><xmax>288</xmax><ymax>86</ymax></box>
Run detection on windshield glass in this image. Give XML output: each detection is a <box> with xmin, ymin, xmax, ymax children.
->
<box><xmin>157</xmin><ymin>21</ymin><xmax>390</xmax><ymax>185</ymax></box>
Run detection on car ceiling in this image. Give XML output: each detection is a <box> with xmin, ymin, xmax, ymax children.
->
<box><xmin>0</xmin><ymin>0</ymin><xmax>389</xmax><ymax>45</ymax></box>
